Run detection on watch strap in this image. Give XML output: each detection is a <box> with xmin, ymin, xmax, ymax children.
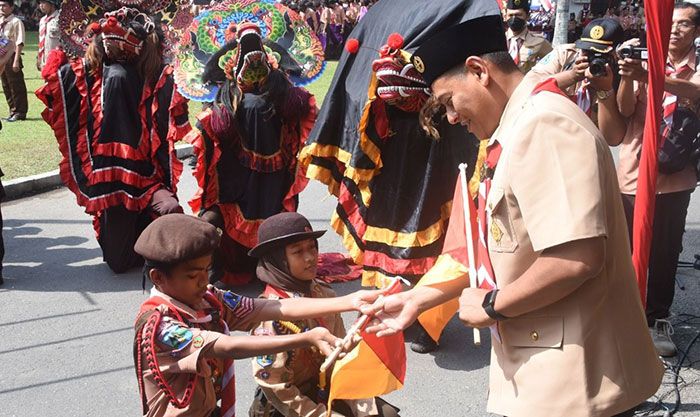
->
<box><xmin>482</xmin><ymin>289</ymin><xmax>509</xmax><ymax>321</ymax></box>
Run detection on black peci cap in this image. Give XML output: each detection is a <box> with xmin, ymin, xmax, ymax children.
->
<box><xmin>575</xmin><ymin>18</ymin><xmax>624</xmax><ymax>53</ymax></box>
<box><xmin>410</xmin><ymin>15</ymin><xmax>508</xmax><ymax>87</ymax></box>
<box><xmin>506</xmin><ymin>0</ymin><xmax>530</xmax><ymax>12</ymax></box>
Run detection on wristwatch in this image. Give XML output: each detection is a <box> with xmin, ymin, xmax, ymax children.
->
<box><xmin>482</xmin><ymin>289</ymin><xmax>509</xmax><ymax>321</ymax></box>
<box><xmin>596</xmin><ymin>89</ymin><xmax>614</xmax><ymax>101</ymax></box>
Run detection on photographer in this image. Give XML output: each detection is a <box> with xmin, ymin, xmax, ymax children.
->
<box><xmin>532</xmin><ymin>18</ymin><xmax>628</xmax><ymax>145</ymax></box>
<box><xmin>614</xmin><ymin>2</ymin><xmax>700</xmax><ymax>357</ymax></box>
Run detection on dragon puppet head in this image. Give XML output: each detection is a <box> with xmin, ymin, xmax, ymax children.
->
<box><xmin>87</xmin><ymin>7</ymin><xmax>156</xmax><ymax>62</ymax></box>
<box><xmin>371</xmin><ymin>33</ymin><xmax>430</xmax><ymax>113</ymax></box>
<box><xmin>220</xmin><ymin>22</ymin><xmax>281</xmax><ymax>93</ymax></box>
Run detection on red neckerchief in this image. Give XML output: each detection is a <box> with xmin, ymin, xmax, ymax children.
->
<box><xmin>532</xmin><ymin>77</ymin><xmax>569</xmax><ymax>98</ymax></box>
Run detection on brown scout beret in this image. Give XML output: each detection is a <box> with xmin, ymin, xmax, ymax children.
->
<box><xmin>134</xmin><ymin>214</ymin><xmax>221</xmax><ymax>264</ymax></box>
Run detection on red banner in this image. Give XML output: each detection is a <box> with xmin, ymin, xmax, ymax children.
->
<box><xmin>632</xmin><ymin>1</ymin><xmax>674</xmax><ymax>305</ymax></box>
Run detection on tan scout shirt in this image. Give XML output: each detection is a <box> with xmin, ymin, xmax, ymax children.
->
<box><xmin>485</xmin><ymin>73</ymin><xmax>663</xmax><ymax>417</ymax></box>
<box><xmin>250</xmin><ymin>281</ymin><xmax>377</xmax><ymax>417</ymax></box>
<box><xmin>0</xmin><ymin>14</ymin><xmax>24</xmax><ymax>46</ymax></box>
<box><xmin>507</xmin><ymin>28</ymin><xmax>553</xmax><ymax>74</ymax></box>
<box><xmin>138</xmin><ymin>287</ymin><xmax>265</xmax><ymax>417</ymax></box>
<box><xmin>38</xmin><ymin>9</ymin><xmax>60</xmax><ymax>69</ymax></box>
<box><xmin>617</xmin><ymin>47</ymin><xmax>700</xmax><ymax>195</ymax></box>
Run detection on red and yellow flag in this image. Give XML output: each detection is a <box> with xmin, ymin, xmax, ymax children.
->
<box><xmin>327</xmin><ymin>278</ymin><xmax>406</xmax><ymax>407</ymax></box>
<box><xmin>415</xmin><ymin>142</ymin><xmax>487</xmax><ymax>342</ymax></box>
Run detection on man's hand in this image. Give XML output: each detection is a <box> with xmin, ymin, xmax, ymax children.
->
<box><xmin>306</xmin><ymin>327</ymin><xmax>341</xmax><ymax>357</ymax></box>
<box><xmin>362</xmin><ymin>292</ymin><xmax>419</xmax><ymax>337</ymax></box>
<box><xmin>586</xmin><ymin>64</ymin><xmax>614</xmax><ymax>92</ymax></box>
<box><xmin>12</xmin><ymin>60</ymin><xmax>19</xmax><ymax>73</ymax></box>
<box><xmin>458</xmin><ymin>288</ymin><xmax>495</xmax><ymax>329</ymax></box>
<box><xmin>571</xmin><ymin>54</ymin><xmax>589</xmax><ymax>82</ymax></box>
<box><xmin>618</xmin><ymin>58</ymin><xmax>647</xmax><ymax>82</ymax></box>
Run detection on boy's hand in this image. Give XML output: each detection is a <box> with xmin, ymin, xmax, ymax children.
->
<box><xmin>306</xmin><ymin>327</ymin><xmax>340</xmax><ymax>357</ymax></box>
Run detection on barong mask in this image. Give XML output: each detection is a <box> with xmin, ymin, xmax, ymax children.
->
<box><xmin>172</xmin><ymin>0</ymin><xmax>325</xmax><ymax>102</ymax></box>
<box><xmin>220</xmin><ymin>23</ymin><xmax>279</xmax><ymax>92</ymax></box>
<box><xmin>94</xmin><ymin>7</ymin><xmax>155</xmax><ymax>62</ymax></box>
<box><xmin>371</xmin><ymin>34</ymin><xmax>430</xmax><ymax>113</ymax></box>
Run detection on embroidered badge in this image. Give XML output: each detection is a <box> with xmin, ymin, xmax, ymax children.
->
<box><xmin>193</xmin><ymin>335</ymin><xmax>205</xmax><ymax>349</ymax></box>
<box><xmin>257</xmin><ymin>355</ymin><xmax>275</xmax><ymax>368</ymax></box>
<box><xmin>158</xmin><ymin>323</ymin><xmax>194</xmax><ymax>352</ymax></box>
<box><xmin>491</xmin><ymin>221</ymin><xmax>503</xmax><ymax>244</ymax></box>
<box><xmin>222</xmin><ymin>291</ymin><xmax>242</xmax><ymax>310</ymax></box>
<box><xmin>590</xmin><ymin>25</ymin><xmax>605</xmax><ymax>40</ymax></box>
<box><xmin>223</xmin><ymin>291</ymin><xmax>255</xmax><ymax>319</ymax></box>
<box><xmin>413</xmin><ymin>56</ymin><xmax>425</xmax><ymax>73</ymax></box>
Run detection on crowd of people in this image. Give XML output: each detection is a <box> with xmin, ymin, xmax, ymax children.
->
<box><xmin>280</xmin><ymin>0</ymin><xmax>379</xmax><ymax>58</ymax></box>
<box><xmin>1</xmin><ymin>0</ymin><xmax>700</xmax><ymax>416</ymax></box>
<box><xmin>568</xmin><ymin>3</ymin><xmax>647</xmax><ymax>43</ymax></box>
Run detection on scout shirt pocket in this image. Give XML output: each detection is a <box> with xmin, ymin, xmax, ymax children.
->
<box><xmin>501</xmin><ymin>316</ymin><xmax>564</xmax><ymax>349</ymax></box>
<box><xmin>487</xmin><ymin>187</ymin><xmax>518</xmax><ymax>253</ymax></box>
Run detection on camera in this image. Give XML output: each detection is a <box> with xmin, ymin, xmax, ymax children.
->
<box><xmin>584</xmin><ymin>50</ymin><xmax>612</xmax><ymax>77</ymax></box>
<box><xmin>618</xmin><ymin>46</ymin><xmax>648</xmax><ymax>60</ymax></box>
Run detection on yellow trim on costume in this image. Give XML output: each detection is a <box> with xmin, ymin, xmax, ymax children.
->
<box><xmin>364</xmin><ymin>269</ymin><xmax>396</xmax><ymax>289</ymax></box>
<box><xmin>363</xmin><ymin>201</ymin><xmax>452</xmax><ymax>247</ymax></box>
<box><xmin>305</xmin><ymin>164</ymin><xmax>341</xmax><ymax>196</ymax></box>
<box><xmin>331</xmin><ymin>210</ymin><xmax>365</xmax><ymax>264</ymax></box>
<box><xmin>298</xmin><ymin>142</ymin><xmax>374</xmax><ymax>205</ymax></box>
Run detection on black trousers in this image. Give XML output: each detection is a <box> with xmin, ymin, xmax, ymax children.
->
<box><xmin>622</xmin><ymin>190</ymin><xmax>693</xmax><ymax>326</ymax></box>
<box><xmin>97</xmin><ymin>188</ymin><xmax>182</xmax><ymax>273</ymax></box>
<box><xmin>0</xmin><ymin>54</ymin><xmax>28</xmax><ymax>116</ymax></box>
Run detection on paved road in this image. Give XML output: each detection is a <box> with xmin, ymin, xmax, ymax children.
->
<box><xmin>2</xmin><ymin>163</ymin><xmax>700</xmax><ymax>416</ymax></box>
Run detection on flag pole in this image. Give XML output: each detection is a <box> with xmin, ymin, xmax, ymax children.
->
<box><xmin>458</xmin><ymin>163</ymin><xmax>481</xmax><ymax>346</ymax></box>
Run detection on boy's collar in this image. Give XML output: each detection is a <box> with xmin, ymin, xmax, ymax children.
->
<box><xmin>150</xmin><ymin>287</ymin><xmax>208</xmax><ymax>319</ymax></box>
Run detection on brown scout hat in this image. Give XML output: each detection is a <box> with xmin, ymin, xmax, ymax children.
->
<box><xmin>134</xmin><ymin>213</ymin><xmax>221</xmax><ymax>264</ymax></box>
<box><xmin>248</xmin><ymin>212</ymin><xmax>326</xmax><ymax>258</ymax></box>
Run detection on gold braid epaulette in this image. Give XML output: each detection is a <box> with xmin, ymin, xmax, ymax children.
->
<box><xmin>468</xmin><ymin>139</ymin><xmax>489</xmax><ymax>198</ymax></box>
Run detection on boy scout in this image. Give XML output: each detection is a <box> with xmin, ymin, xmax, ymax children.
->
<box><xmin>361</xmin><ymin>13</ymin><xmax>663</xmax><ymax>417</ymax></box>
<box><xmin>132</xmin><ymin>214</ymin><xmax>373</xmax><ymax>417</ymax></box>
<box><xmin>504</xmin><ymin>0</ymin><xmax>552</xmax><ymax>74</ymax></box>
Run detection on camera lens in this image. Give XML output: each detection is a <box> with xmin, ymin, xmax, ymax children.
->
<box><xmin>589</xmin><ymin>58</ymin><xmax>607</xmax><ymax>77</ymax></box>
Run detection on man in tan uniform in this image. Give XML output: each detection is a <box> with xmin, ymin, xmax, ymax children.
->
<box><xmin>504</xmin><ymin>0</ymin><xmax>552</xmax><ymax>74</ymax></box>
<box><xmin>361</xmin><ymin>13</ymin><xmax>663</xmax><ymax>417</ymax></box>
<box><xmin>614</xmin><ymin>2</ymin><xmax>700</xmax><ymax>357</ymax></box>
<box><xmin>0</xmin><ymin>0</ymin><xmax>26</xmax><ymax>122</ymax></box>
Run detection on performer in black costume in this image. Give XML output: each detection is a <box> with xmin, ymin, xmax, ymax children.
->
<box><xmin>299</xmin><ymin>0</ymin><xmax>482</xmax><ymax>351</ymax></box>
<box><xmin>37</xmin><ymin>4</ymin><xmax>191</xmax><ymax>273</ymax></box>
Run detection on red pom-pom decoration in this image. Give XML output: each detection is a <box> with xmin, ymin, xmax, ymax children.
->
<box><xmin>387</xmin><ymin>33</ymin><xmax>404</xmax><ymax>50</ymax></box>
<box><xmin>345</xmin><ymin>38</ymin><xmax>360</xmax><ymax>54</ymax></box>
<box><xmin>89</xmin><ymin>22</ymin><xmax>102</xmax><ymax>34</ymax></box>
<box><xmin>106</xmin><ymin>17</ymin><xmax>118</xmax><ymax>27</ymax></box>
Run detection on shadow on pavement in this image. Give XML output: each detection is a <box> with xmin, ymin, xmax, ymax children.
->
<box><xmin>1</xmin><ymin>218</ymin><xmax>142</xmax><ymax>295</ymax></box>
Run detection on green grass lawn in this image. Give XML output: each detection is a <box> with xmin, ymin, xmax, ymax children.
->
<box><xmin>0</xmin><ymin>32</ymin><xmax>338</xmax><ymax>180</ymax></box>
